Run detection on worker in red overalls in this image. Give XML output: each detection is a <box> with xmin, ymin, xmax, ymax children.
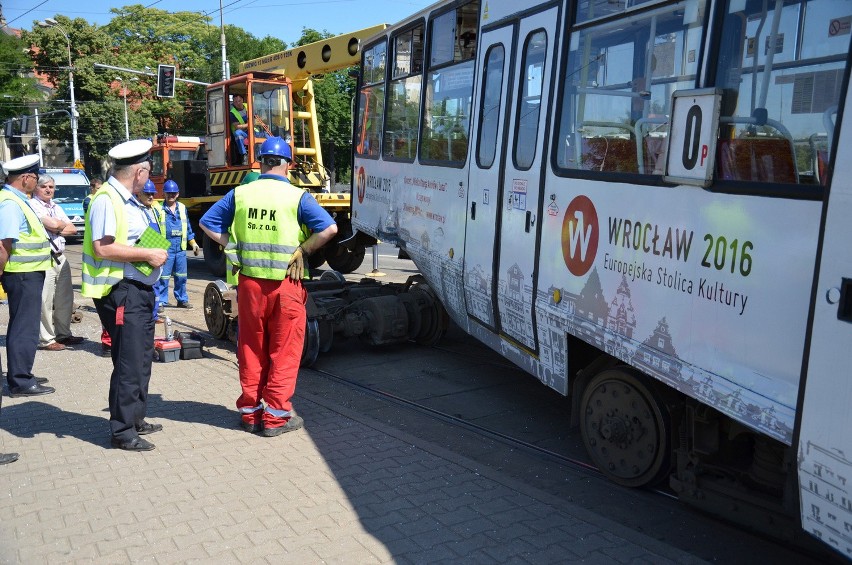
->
<box><xmin>199</xmin><ymin>137</ymin><xmax>337</xmax><ymax>436</ymax></box>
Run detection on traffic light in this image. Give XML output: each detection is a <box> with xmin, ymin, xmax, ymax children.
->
<box><xmin>157</xmin><ymin>64</ymin><xmax>176</xmax><ymax>98</ymax></box>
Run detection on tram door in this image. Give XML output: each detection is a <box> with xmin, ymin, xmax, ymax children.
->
<box><xmin>796</xmin><ymin>84</ymin><xmax>852</xmax><ymax>557</ymax></box>
<box><xmin>495</xmin><ymin>8</ymin><xmax>558</xmax><ymax>351</ymax></box>
<box><xmin>463</xmin><ymin>25</ymin><xmax>514</xmax><ymax>330</ymax></box>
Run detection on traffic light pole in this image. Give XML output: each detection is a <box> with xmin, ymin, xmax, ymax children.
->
<box><xmin>92</xmin><ymin>63</ymin><xmax>210</xmax><ymax>86</ymax></box>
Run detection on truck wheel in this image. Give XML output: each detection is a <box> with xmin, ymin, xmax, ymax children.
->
<box><xmin>326</xmin><ymin>243</ymin><xmax>365</xmax><ymax>273</ymax></box>
<box><xmin>203</xmin><ymin>235</ymin><xmax>226</xmax><ymax>277</ymax></box>
<box><xmin>307</xmin><ymin>248</ymin><xmax>326</xmax><ymax>270</ymax></box>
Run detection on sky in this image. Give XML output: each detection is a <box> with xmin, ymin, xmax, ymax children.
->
<box><xmin>4</xmin><ymin>0</ymin><xmax>435</xmax><ymax>45</ymax></box>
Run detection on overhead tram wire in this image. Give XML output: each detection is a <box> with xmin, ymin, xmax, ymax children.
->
<box><xmin>4</xmin><ymin>0</ymin><xmax>49</xmax><ymax>26</ymax></box>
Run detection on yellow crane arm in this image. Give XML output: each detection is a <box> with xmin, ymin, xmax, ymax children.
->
<box><xmin>239</xmin><ymin>24</ymin><xmax>388</xmax><ymax>78</ymax></box>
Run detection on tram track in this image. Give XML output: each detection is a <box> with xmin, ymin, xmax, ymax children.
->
<box><xmin>308</xmin><ymin>362</ymin><xmax>679</xmax><ymax>501</ymax></box>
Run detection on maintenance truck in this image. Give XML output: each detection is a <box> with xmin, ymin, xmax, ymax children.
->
<box><xmin>160</xmin><ymin>26</ymin><xmax>387</xmax><ymax>276</ymax></box>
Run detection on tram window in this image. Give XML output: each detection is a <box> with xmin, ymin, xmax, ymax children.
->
<box><xmin>392</xmin><ymin>26</ymin><xmax>424</xmax><ymax>79</ymax></box>
<box><xmin>384</xmin><ymin>25</ymin><xmax>424</xmax><ymax>161</ymax></box>
<box><xmin>477</xmin><ymin>45</ymin><xmax>506</xmax><ymax>168</ymax></box>
<box><xmin>430</xmin><ymin>1</ymin><xmax>479</xmax><ymax>66</ymax></box>
<box><xmin>715</xmin><ymin>0</ymin><xmax>851</xmax><ymax>188</ymax></box>
<box><xmin>575</xmin><ymin>0</ymin><xmax>666</xmax><ymax>24</ymax></box>
<box><xmin>357</xmin><ymin>41</ymin><xmax>388</xmax><ymax>159</ymax></box>
<box><xmin>515</xmin><ymin>31</ymin><xmax>548</xmax><ymax>170</ymax></box>
<box><xmin>556</xmin><ymin>1</ymin><xmax>704</xmax><ymax>176</ymax></box>
<box><xmin>420</xmin><ymin>1</ymin><xmax>479</xmax><ymax>165</ymax></box>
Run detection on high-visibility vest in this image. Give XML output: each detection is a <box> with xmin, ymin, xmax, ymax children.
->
<box><xmin>230</xmin><ymin>106</ymin><xmax>247</xmax><ymax>133</ymax></box>
<box><xmin>0</xmin><ymin>188</ymin><xmax>50</xmax><ymax>272</ymax></box>
<box><xmin>157</xmin><ymin>201</ymin><xmax>188</xmax><ymax>250</ymax></box>
<box><xmin>226</xmin><ymin>178</ymin><xmax>306</xmax><ymax>280</ymax></box>
<box><xmin>149</xmin><ymin>202</ymin><xmax>166</xmax><ymax>235</ymax></box>
<box><xmin>80</xmin><ymin>184</ymin><xmax>129</xmax><ymax>298</ymax></box>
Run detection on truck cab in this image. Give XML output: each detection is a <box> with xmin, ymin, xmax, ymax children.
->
<box><xmin>39</xmin><ymin>167</ymin><xmax>90</xmax><ymax>238</ymax></box>
<box><xmin>149</xmin><ymin>134</ymin><xmax>206</xmax><ymax>198</ymax></box>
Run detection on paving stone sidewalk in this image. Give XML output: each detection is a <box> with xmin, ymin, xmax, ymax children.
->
<box><xmin>0</xmin><ymin>310</ymin><xmax>705</xmax><ymax>564</ymax></box>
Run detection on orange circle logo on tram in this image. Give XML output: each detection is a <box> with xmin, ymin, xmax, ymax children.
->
<box><xmin>561</xmin><ymin>195</ymin><xmax>599</xmax><ymax>277</ymax></box>
<box><xmin>356</xmin><ymin>166</ymin><xmax>367</xmax><ymax>204</ymax></box>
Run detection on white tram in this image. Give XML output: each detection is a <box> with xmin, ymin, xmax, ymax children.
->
<box><xmin>350</xmin><ymin>0</ymin><xmax>852</xmax><ymax>556</ymax></box>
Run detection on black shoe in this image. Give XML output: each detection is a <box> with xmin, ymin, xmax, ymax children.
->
<box><xmin>56</xmin><ymin>335</ymin><xmax>84</xmax><ymax>345</ymax></box>
<box><xmin>101</xmin><ymin>344</ymin><xmax>112</xmax><ymax>357</ymax></box>
<box><xmin>260</xmin><ymin>415</ymin><xmax>304</xmax><ymax>437</ymax></box>
<box><xmin>240</xmin><ymin>420</ymin><xmax>262</xmax><ymax>434</ymax></box>
<box><xmin>8</xmin><ymin>383</ymin><xmax>55</xmax><ymax>397</ymax></box>
<box><xmin>176</xmin><ymin>301</ymin><xmax>193</xmax><ymax>309</ymax></box>
<box><xmin>0</xmin><ymin>453</ymin><xmax>19</xmax><ymax>465</ymax></box>
<box><xmin>136</xmin><ymin>422</ymin><xmax>163</xmax><ymax>435</ymax></box>
<box><xmin>35</xmin><ymin>377</ymin><xmax>49</xmax><ymax>384</ymax></box>
<box><xmin>110</xmin><ymin>437</ymin><xmax>155</xmax><ymax>451</ymax></box>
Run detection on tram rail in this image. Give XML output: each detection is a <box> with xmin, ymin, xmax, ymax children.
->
<box><xmin>307</xmin><ymin>360</ymin><xmax>679</xmax><ymax>501</ymax></box>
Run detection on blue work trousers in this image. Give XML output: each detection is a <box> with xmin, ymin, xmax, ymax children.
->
<box><xmin>234</xmin><ymin>129</ymin><xmax>248</xmax><ymax>155</ymax></box>
<box><xmin>156</xmin><ymin>240</ymin><xmax>188</xmax><ymax>305</ymax></box>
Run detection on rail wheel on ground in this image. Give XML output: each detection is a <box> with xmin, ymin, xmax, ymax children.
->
<box><xmin>301</xmin><ymin>318</ymin><xmax>320</xmax><ymax>367</ymax></box>
<box><xmin>579</xmin><ymin>367</ymin><xmax>672</xmax><ymax>488</ymax></box>
<box><xmin>202</xmin><ymin>234</ymin><xmax>227</xmax><ymax>277</ymax></box>
<box><xmin>204</xmin><ymin>281</ymin><xmax>230</xmax><ymax>340</ymax></box>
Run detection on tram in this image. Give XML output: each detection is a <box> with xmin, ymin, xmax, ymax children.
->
<box><xmin>349</xmin><ymin>0</ymin><xmax>852</xmax><ymax>556</ymax></box>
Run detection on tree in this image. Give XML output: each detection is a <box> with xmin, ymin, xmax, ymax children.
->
<box><xmin>293</xmin><ymin>28</ymin><xmax>360</xmax><ymax>183</ymax></box>
<box><xmin>0</xmin><ymin>31</ymin><xmax>40</xmax><ymax>123</ymax></box>
<box><xmin>101</xmin><ymin>5</ymin><xmax>215</xmax><ymax>136</ymax></box>
<box><xmin>23</xmin><ymin>16</ymin><xmax>116</xmax><ymax>168</ymax></box>
<box><xmin>200</xmin><ymin>25</ymin><xmax>287</xmax><ymax>81</ymax></box>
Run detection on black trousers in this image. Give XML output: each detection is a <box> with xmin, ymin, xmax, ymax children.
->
<box><xmin>2</xmin><ymin>270</ymin><xmax>45</xmax><ymax>391</ymax></box>
<box><xmin>94</xmin><ymin>279</ymin><xmax>156</xmax><ymax>441</ymax></box>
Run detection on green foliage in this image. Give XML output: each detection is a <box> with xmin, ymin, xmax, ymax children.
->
<box><xmin>201</xmin><ymin>25</ymin><xmax>287</xmax><ymax>79</ymax></box>
<box><xmin>0</xmin><ymin>32</ymin><xmax>40</xmax><ymax>122</ymax></box>
<box><xmin>293</xmin><ymin>28</ymin><xmax>359</xmax><ymax>183</ymax></box>
<box><xmin>20</xmin><ymin>10</ymin><xmax>360</xmax><ymax>182</ymax></box>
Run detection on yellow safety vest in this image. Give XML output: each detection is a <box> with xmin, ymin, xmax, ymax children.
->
<box><xmin>226</xmin><ymin>178</ymin><xmax>306</xmax><ymax>280</ymax></box>
<box><xmin>150</xmin><ymin>202</ymin><xmax>166</xmax><ymax>235</ymax></box>
<box><xmin>157</xmin><ymin>201</ymin><xmax>188</xmax><ymax>250</ymax></box>
<box><xmin>0</xmin><ymin>189</ymin><xmax>51</xmax><ymax>272</ymax></box>
<box><xmin>230</xmin><ymin>106</ymin><xmax>247</xmax><ymax>133</ymax></box>
<box><xmin>81</xmin><ymin>184</ymin><xmax>129</xmax><ymax>298</ymax></box>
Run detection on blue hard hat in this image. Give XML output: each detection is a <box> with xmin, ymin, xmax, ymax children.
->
<box><xmin>163</xmin><ymin>179</ymin><xmax>179</xmax><ymax>193</ymax></box>
<box><xmin>143</xmin><ymin>180</ymin><xmax>156</xmax><ymax>194</ymax></box>
<box><xmin>258</xmin><ymin>137</ymin><xmax>292</xmax><ymax>161</ymax></box>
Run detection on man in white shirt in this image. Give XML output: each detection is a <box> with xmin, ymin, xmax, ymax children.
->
<box><xmin>82</xmin><ymin>139</ymin><xmax>167</xmax><ymax>452</ymax></box>
<box><xmin>30</xmin><ymin>173</ymin><xmax>85</xmax><ymax>351</ymax></box>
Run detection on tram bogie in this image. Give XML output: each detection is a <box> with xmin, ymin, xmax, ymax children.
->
<box><xmin>204</xmin><ymin>273</ymin><xmax>447</xmax><ymax>366</ymax></box>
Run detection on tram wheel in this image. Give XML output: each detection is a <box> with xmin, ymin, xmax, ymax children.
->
<box><xmin>579</xmin><ymin>368</ymin><xmax>672</xmax><ymax>488</ymax></box>
<box><xmin>203</xmin><ymin>281</ymin><xmax>230</xmax><ymax>340</ymax></box>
